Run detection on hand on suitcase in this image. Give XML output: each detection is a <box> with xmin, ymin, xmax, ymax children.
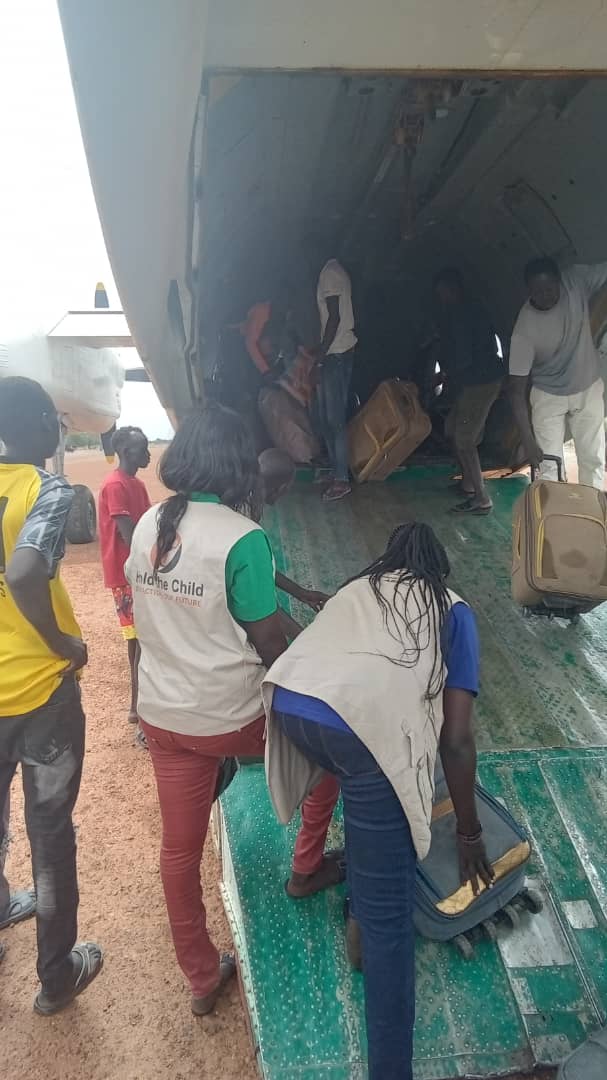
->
<box><xmin>456</xmin><ymin>832</ymin><xmax>495</xmax><ymax>896</ymax></box>
<box><xmin>524</xmin><ymin>437</ymin><xmax>544</xmax><ymax>470</ymax></box>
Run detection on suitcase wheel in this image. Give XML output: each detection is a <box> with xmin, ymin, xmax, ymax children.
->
<box><xmin>518</xmin><ymin>887</ymin><xmax>544</xmax><ymax>915</ymax></box>
<box><xmin>482</xmin><ymin>918</ymin><xmax>498</xmax><ymax>943</ymax></box>
<box><xmin>454</xmin><ymin>933</ymin><xmax>475</xmax><ymax>960</ymax></box>
<box><xmin>502</xmin><ymin>902</ymin><xmax>521</xmax><ymax>930</ymax></box>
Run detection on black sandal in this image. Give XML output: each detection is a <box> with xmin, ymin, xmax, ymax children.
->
<box><xmin>191</xmin><ymin>953</ymin><xmax>236</xmax><ymax>1016</ymax></box>
<box><xmin>451</xmin><ymin>498</ymin><xmax>492</xmax><ymax>516</ymax></box>
<box><xmin>34</xmin><ymin>942</ymin><xmax>104</xmax><ymax>1016</ymax></box>
<box><xmin>285</xmin><ymin>849</ymin><xmax>346</xmax><ymax>899</ymax></box>
<box><xmin>0</xmin><ymin>888</ymin><xmax>36</xmax><ymax>930</ymax></box>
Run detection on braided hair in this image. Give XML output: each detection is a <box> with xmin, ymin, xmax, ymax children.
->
<box><xmin>348</xmin><ymin>521</ymin><xmax>451</xmax><ymax>700</ymax></box>
<box><xmin>154</xmin><ymin>403</ymin><xmax>259</xmax><ymax>572</ymax></box>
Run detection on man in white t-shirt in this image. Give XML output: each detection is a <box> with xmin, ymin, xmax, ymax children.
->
<box><xmin>509</xmin><ymin>257</ymin><xmax>607</xmax><ymax>488</ymax></box>
<box><xmin>313</xmin><ymin>253</ymin><xmax>357</xmax><ymax>502</ymax></box>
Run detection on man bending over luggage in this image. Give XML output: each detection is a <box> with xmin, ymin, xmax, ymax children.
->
<box><xmin>433</xmin><ymin>268</ymin><xmax>504</xmax><ymax>514</ymax></box>
<box><xmin>0</xmin><ymin>376</ymin><xmax>102</xmax><ymax>1013</ymax></box>
<box><xmin>509</xmin><ymin>257</ymin><xmax>607</xmax><ymax>489</ymax></box>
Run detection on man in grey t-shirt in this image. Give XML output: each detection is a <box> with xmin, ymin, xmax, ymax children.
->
<box><xmin>509</xmin><ymin>257</ymin><xmax>607</xmax><ymax>488</ymax></box>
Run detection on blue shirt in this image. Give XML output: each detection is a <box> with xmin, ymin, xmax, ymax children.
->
<box><xmin>273</xmin><ymin>601</ymin><xmax>479</xmax><ymax>732</ymax></box>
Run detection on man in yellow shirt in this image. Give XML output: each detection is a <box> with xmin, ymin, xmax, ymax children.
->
<box><xmin>0</xmin><ymin>377</ymin><xmax>102</xmax><ymax>1013</ymax></box>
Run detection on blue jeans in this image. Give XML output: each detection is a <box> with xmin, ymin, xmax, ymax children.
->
<box><xmin>278</xmin><ymin>712</ymin><xmax>416</xmax><ymax>1080</ymax></box>
<box><xmin>317</xmin><ymin>351</ymin><xmax>354</xmax><ymax>482</ymax></box>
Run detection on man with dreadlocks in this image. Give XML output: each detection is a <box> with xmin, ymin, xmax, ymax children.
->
<box><xmin>98</xmin><ymin>426</ymin><xmax>151</xmax><ymax>736</ymax></box>
<box><xmin>263</xmin><ymin>521</ymin><xmax>492</xmax><ymax>1080</ymax></box>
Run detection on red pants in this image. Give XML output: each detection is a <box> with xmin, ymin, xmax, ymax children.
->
<box><xmin>141</xmin><ymin>716</ymin><xmax>339</xmax><ymax>997</ymax></box>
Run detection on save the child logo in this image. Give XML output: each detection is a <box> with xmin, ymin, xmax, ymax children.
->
<box><xmin>137</xmin><ymin>534</ymin><xmax>204</xmax><ymax>606</ymax></box>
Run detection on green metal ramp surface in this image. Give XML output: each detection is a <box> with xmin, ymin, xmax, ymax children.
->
<box><xmin>217</xmin><ymin>472</ymin><xmax>607</xmax><ymax>1077</ymax></box>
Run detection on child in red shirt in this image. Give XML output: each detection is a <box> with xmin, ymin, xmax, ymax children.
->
<box><xmin>98</xmin><ymin>427</ymin><xmax>150</xmax><ymax>737</ymax></box>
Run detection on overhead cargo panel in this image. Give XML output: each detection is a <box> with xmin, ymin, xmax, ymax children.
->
<box><xmin>205</xmin><ymin>0</ymin><xmax>607</xmax><ymax>74</ymax></box>
<box><xmin>501</xmin><ymin>180</ymin><xmax>575</xmax><ymax>261</ymax></box>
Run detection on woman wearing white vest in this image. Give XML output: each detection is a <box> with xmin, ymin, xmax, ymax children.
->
<box><xmin>263</xmin><ymin>523</ymin><xmax>493</xmax><ymax>1080</ymax></box>
<box><xmin>125</xmin><ymin>405</ymin><xmax>340</xmax><ymax>1017</ymax></box>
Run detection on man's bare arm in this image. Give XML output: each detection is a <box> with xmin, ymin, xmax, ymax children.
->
<box><xmin>508</xmin><ymin>375</ymin><xmax>543</xmax><ymax>468</ymax></box>
<box><xmin>318</xmin><ymin>295</ymin><xmax>340</xmax><ymax>358</ymax></box>
<box><xmin>6</xmin><ymin>549</ymin><xmax>87</xmax><ymax>672</ymax></box>
<box><xmin>115</xmin><ymin>515</ymin><xmax>136</xmax><ymax>547</ymax></box>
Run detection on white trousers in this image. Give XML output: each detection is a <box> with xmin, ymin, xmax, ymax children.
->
<box><xmin>530</xmin><ymin>378</ymin><xmax>605</xmax><ymax>489</ymax></box>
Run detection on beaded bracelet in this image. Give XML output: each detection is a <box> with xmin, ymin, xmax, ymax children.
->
<box><xmin>456</xmin><ymin>827</ymin><xmax>483</xmax><ymax>844</ymax></box>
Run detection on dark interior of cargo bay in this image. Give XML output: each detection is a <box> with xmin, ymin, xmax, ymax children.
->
<box><xmin>200</xmin><ymin>73</ymin><xmax>607</xmax><ymax>467</ymax></box>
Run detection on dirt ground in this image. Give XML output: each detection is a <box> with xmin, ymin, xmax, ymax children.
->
<box><xmin>1</xmin><ymin>448</ymin><xmax>257</xmax><ymax>1080</ymax></box>
<box><xmin>0</xmin><ymin>447</ymin><xmax>559</xmax><ymax>1080</ymax></box>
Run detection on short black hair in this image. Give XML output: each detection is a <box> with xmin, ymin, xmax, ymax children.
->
<box><xmin>524</xmin><ymin>257</ymin><xmax>560</xmax><ymax>284</ymax></box>
<box><xmin>0</xmin><ymin>376</ymin><xmax>55</xmax><ymax>447</ymax></box>
<box><xmin>112</xmin><ymin>426</ymin><xmax>146</xmax><ymax>455</ymax></box>
<box><xmin>433</xmin><ymin>267</ymin><xmax>465</xmax><ymax>292</ymax></box>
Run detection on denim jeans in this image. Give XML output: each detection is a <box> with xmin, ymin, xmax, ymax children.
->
<box><xmin>317</xmin><ymin>350</ymin><xmax>354</xmax><ymax>482</ymax></box>
<box><xmin>278</xmin><ymin>712</ymin><xmax>416</xmax><ymax>1080</ymax></box>
<box><xmin>0</xmin><ymin>677</ymin><xmax>85</xmax><ymax>993</ymax></box>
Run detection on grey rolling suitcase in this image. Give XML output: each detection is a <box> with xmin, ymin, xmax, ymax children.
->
<box><xmin>413</xmin><ymin>771</ymin><xmax>539</xmax><ymax>957</ymax></box>
<box><xmin>557</xmin><ymin>1026</ymin><xmax>607</xmax><ymax>1080</ymax></box>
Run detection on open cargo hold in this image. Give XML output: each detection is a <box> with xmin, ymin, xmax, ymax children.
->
<box><xmin>195</xmin><ymin>73</ymin><xmax>607</xmax><ymax>471</ymax></box>
<box><xmin>193</xmin><ymin>71</ymin><xmax>604</xmax><ymax>468</ymax></box>
<box><xmin>56</xmin><ymin>6</ymin><xmax>607</xmax><ymax>428</ymax></box>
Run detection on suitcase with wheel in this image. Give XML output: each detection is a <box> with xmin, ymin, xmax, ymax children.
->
<box><xmin>511</xmin><ymin>454</ymin><xmax>607</xmax><ymax>620</ymax></box>
<box><xmin>347</xmin><ymin>379</ymin><xmax>431</xmax><ymax>483</ymax></box>
<box><xmin>413</xmin><ymin>770</ymin><xmax>536</xmax><ymax>953</ymax></box>
<box><xmin>557</xmin><ymin>1026</ymin><xmax>607</xmax><ymax>1080</ymax></box>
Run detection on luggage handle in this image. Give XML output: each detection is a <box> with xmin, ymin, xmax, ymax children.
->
<box><xmin>530</xmin><ymin>454</ymin><xmax>564</xmax><ymax>483</ymax></box>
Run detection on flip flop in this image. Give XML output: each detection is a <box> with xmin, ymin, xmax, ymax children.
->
<box><xmin>323</xmin><ymin>483</ymin><xmax>352</xmax><ymax>503</ymax></box>
<box><xmin>0</xmin><ymin>888</ymin><xmax>36</xmax><ymax>930</ymax></box>
<box><xmin>451</xmin><ymin>499</ymin><xmax>492</xmax><ymax>516</ymax></box>
<box><xmin>285</xmin><ymin>849</ymin><xmax>346</xmax><ymax>899</ymax></box>
<box><xmin>34</xmin><ymin>942</ymin><xmax>104</xmax><ymax>1016</ymax></box>
<box><xmin>191</xmin><ymin>953</ymin><xmax>236</xmax><ymax>1016</ymax></box>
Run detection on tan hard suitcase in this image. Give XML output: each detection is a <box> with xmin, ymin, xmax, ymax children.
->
<box><xmin>512</xmin><ymin>455</ymin><xmax>607</xmax><ymax>618</ymax></box>
<box><xmin>348</xmin><ymin>379</ymin><xmax>431</xmax><ymax>483</ymax></box>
